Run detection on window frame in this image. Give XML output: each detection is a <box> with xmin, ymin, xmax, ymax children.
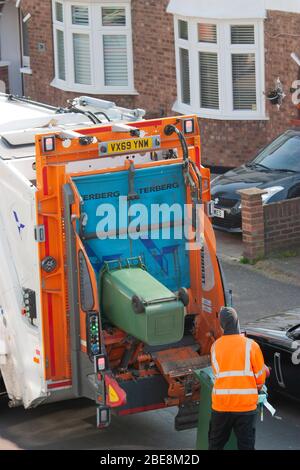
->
<box><xmin>51</xmin><ymin>0</ymin><xmax>136</xmax><ymax>95</ymax></box>
<box><xmin>173</xmin><ymin>16</ymin><xmax>266</xmax><ymax>121</ymax></box>
<box><xmin>69</xmin><ymin>4</ymin><xmax>93</xmax><ymax>86</ymax></box>
<box><xmin>20</xmin><ymin>11</ymin><xmax>32</xmax><ymax>75</ymax></box>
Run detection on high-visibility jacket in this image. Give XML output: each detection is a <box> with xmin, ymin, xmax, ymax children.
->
<box><xmin>211</xmin><ymin>335</ymin><xmax>266</xmax><ymax>412</ymax></box>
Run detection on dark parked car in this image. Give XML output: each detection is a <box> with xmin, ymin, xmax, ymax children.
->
<box><xmin>245</xmin><ymin>309</ymin><xmax>300</xmax><ymax>401</ymax></box>
<box><xmin>211</xmin><ymin>130</ymin><xmax>300</xmax><ymax>232</ymax></box>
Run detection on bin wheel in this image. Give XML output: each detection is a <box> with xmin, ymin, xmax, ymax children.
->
<box><xmin>178</xmin><ymin>288</ymin><xmax>189</xmax><ymax>307</ymax></box>
<box><xmin>132</xmin><ymin>295</ymin><xmax>145</xmax><ymax>314</ymax></box>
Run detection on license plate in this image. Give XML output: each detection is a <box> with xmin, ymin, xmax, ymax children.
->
<box><xmin>213</xmin><ymin>208</ymin><xmax>225</xmax><ymax>219</ymax></box>
<box><xmin>99</xmin><ymin>136</ymin><xmax>161</xmax><ymax>156</ymax></box>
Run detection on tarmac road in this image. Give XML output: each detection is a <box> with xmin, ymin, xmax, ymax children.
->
<box><xmin>0</xmin><ymin>387</ymin><xmax>299</xmax><ymax>450</ymax></box>
<box><xmin>0</xmin><ymin>259</ymin><xmax>300</xmax><ymax>450</ymax></box>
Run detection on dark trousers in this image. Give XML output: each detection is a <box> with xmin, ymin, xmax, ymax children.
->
<box><xmin>208</xmin><ymin>410</ymin><xmax>257</xmax><ymax>450</ymax></box>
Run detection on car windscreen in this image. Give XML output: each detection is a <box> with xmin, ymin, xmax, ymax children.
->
<box><xmin>253</xmin><ymin>131</ymin><xmax>300</xmax><ymax>172</ymax></box>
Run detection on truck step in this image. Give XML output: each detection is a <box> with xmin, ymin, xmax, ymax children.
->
<box><xmin>154</xmin><ymin>347</ymin><xmax>210</xmax><ymax>378</ymax></box>
<box><xmin>175</xmin><ymin>402</ymin><xmax>200</xmax><ymax>431</ymax></box>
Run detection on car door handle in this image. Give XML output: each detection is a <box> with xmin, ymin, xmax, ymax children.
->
<box><xmin>274</xmin><ymin>352</ymin><xmax>285</xmax><ymax>388</ymax></box>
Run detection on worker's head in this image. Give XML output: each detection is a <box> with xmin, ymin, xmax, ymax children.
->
<box><xmin>219</xmin><ymin>307</ymin><xmax>240</xmax><ymax>335</ymax></box>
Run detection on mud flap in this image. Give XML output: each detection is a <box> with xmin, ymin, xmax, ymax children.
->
<box><xmin>175</xmin><ymin>401</ymin><xmax>200</xmax><ymax>431</ymax></box>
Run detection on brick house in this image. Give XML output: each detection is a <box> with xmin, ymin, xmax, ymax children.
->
<box><xmin>1</xmin><ymin>0</ymin><xmax>300</xmax><ymax>168</ymax></box>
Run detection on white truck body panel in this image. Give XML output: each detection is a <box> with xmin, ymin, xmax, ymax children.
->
<box><xmin>0</xmin><ymin>161</ymin><xmax>47</xmax><ymax>407</ymax></box>
<box><xmin>0</xmin><ymin>93</ymin><xmax>146</xmax><ymax>407</ymax></box>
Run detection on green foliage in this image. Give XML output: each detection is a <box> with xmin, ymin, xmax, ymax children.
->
<box><xmin>274</xmin><ymin>249</ymin><xmax>299</xmax><ymax>259</ymax></box>
<box><xmin>240</xmin><ymin>256</ymin><xmax>250</xmax><ymax>265</ymax></box>
<box><xmin>240</xmin><ymin>255</ymin><xmax>265</xmax><ymax>265</ymax></box>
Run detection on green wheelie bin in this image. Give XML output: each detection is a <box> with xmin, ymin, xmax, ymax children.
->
<box><xmin>194</xmin><ymin>367</ymin><xmax>238</xmax><ymax>450</ymax></box>
<box><xmin>100</xmin><ymin>258</ymin><xmax>186</xmax><ymax>346</ymax></box>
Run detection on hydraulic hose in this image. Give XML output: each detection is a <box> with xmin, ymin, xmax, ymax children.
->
<box><xmin>164</xmin><ymin>123</ymin><xmax>202</xmax><ymax>203</ymax></box>
<box><xmin>56</xmin><ymin>106</ymin><xmax>102</xmax><ymax>124</ymax></box>
<box><xmin>164</xmin><ymin>124</ymin><xmax>189</xmax><ymax>163</ymax></box>
<box><xmin>94</xmin><ymin>111</ymin><xmax>112</xmax><ymax>122</ymax></box>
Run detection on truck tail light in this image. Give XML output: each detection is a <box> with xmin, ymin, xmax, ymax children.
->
<box><xmin>105</xmin><ymin>375</ymin><xmax>127</xmax><ymax>408</ymax></box>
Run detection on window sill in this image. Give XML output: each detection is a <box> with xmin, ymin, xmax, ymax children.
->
<box><xmin>20</xmin><ymin>67</ymin><xmax>32</xmax><ymax>75</ymax></box>
<box><xmin>172</xmin><ymin>101</ymin><xmax>269</xmax><ymax>121</ymax></box>
<box><xmin>51</xmin><ymin>78</ymin><xmax>139</xmax><ymax>96</ymax></box>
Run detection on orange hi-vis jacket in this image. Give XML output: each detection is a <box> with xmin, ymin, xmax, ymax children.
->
<box><xmin>211</xmin><ymin>335</ymin><xmax>266</xmax><ymax>412</ymax></box>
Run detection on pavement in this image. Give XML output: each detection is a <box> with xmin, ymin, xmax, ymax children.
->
<box><xmin>255</xmin><ymin>255</ymin><xmax>300</xmax><ymax>287</ymax></box>
<box><xmin>216</xmin><ymin>230</ymin><xmax>300</xmax><ymax>289</ymax></box>
<box><xmin>216</xmin><ymin>231</ymin><xmax>244</xmax><ymax>261</ymax></box>
<box><xmin>0</xmin><ymin>231</ymin><xmax>299</xmax><ymax>450</ymax></box>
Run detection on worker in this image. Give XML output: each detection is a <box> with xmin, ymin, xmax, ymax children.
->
<box><xmin>209</xmin><ymin>307</ymin><xmax>267</xmax><ymax>450</ymax></box>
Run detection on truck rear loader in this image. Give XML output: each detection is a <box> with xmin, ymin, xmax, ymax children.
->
<box><xmin>0</xmin><ymin>102</ymin><xmax>229</xmax><ymax>429</ymax></box>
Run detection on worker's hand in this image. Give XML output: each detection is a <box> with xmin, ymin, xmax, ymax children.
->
<box><xmin>265</xmin><ymin>365</ymin><xmax>271</xmax><ymax>378</ymax></box>
<box><xmin>258</xmin><ymin>384</ymin><xmax>267</xmax><ymax>394</ymax></box>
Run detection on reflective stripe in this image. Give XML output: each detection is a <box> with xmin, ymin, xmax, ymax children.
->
<box><xmin>212</xmin><ymin>338</ymin><xmax>254</xmax><ymax>380</ymax></box>
<box><xmin>213</xmin><ymin>388</ymin><xmax>258</xmax><ymax>395</ymax></box>
<box><xmin>255</xmin><ymin>367</ymin><xmax>265</xmax><ymax>379</ymax></box>
<box><xmin>245</xmin><ymin>338</ymin><xmax>252</xmax><ymax>374</ymax></box>
<box><xmin>211</xmin><ymin>343</ymin><xmax>220</xmax><ymax>376</ymax></box>
<box><xmin>217</xmin><ymin>370</ymin><xmax>254</xmax><ymax>378</ymax></box>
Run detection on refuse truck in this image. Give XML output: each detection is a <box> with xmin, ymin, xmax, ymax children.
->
<box><xmin>0</xmin><ymin>96</ymin><xmax>230</xmax><ymax>429</ymax></box>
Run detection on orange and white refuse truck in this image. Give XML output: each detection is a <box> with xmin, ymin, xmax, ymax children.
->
<box><xmin>0</xmin><ymin>93</ymin><xmax>230</xmax><ymax>429</ymax></box>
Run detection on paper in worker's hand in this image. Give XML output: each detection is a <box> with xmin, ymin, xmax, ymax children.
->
<box><xmin>264</xmin><ymin>400</ymin><xmax>276</xmax><ymax>416</ymax></box>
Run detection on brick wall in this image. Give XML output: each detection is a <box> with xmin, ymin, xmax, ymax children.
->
<box><xmin>21</xmin><ymin>0</ymin><xmax>176</xmax><ymax>116</ymax></box>
<box><xmin>200</xmin><ymin>10</ymin><xmax>300</xmax><ymax>168</ymax></box>
<box><xmin>264</xmin><ymin>197</ymin><xmax>300</xmax><ymax>254</ymax></box>
<box><xmin>238</xmin><ymin>188</ymin><xmax>267</xmax><ymax>260</ymax></box>
<box><xmin>17</xmin><ymin>3</ymin><xmax>300</xmax><ymax>167</ymax></box>
<box><xmin>0</xmin><ymin>65</ymin><xmax>9</xmax><ymax>93</ymax></box>
<box><xmin>239</xmin><ymin>189</ymin><xmax>300</xmax><ymax>260</ymax></box>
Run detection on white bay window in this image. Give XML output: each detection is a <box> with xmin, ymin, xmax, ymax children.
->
<box><xmin>52</xmin><ymin>0</ymin><xmax>135</xmax><ymax>94</ymax></box>
<box><xmin>174</xmin><ymin>17</ymin><xmax>266</xmax><ymax>120</ymax></box>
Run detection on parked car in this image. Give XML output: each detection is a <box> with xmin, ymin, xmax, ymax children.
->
<box><xmin>211</xmin><ymin>130</ymin><xmax>300</xmax><ymax>232</ymax></box>
<box><xmin>244</xmin><ymin>309</ymin><xmax>300</xmax><ymax>401</ymax></box>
